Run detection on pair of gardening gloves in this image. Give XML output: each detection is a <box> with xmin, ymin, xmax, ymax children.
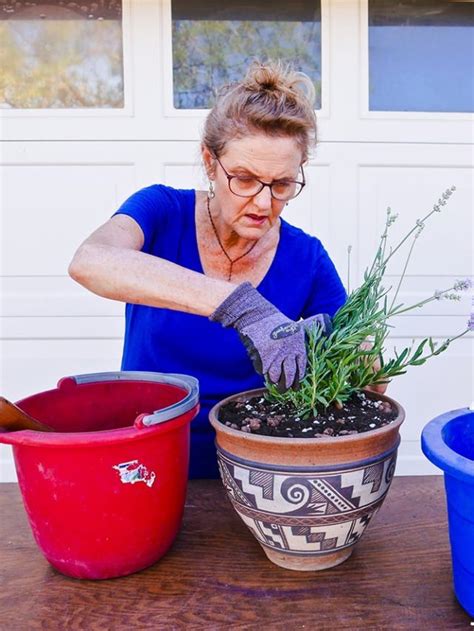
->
<box><xmin>210</xmin><ymin>282</ymin><xmax>332</xmax><ymax>392</ymax></box>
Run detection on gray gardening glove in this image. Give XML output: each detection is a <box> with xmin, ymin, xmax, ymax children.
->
<box><xmin>302</xmin><ymin>313</ymin><xmax>333</xmax><ymax>338</ymax></box>
<box><xmin>210</xmin><ymin>282</ymin><xmax>332</xmax><ymax>391</ymax></box>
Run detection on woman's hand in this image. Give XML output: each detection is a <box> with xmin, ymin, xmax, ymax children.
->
<box><xmin>359</xmin><ymin>340</ymin><xmax>389</xmax><ymax>395</ymax></box>
<box><xmin>210</xmin><ymin>283</ymin><xmax>332</xmax><ymax>391</ymax></box>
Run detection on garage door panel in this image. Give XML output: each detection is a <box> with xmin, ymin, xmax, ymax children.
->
<box><xmin>2</xmin><ymin>163</ymin><xmax>137</xmax><ymax>276</ymax></box>
<box><xmin>0</xmin><ymin>277</ymin><xmax>123</xmax><ymax>317</ymax></box>
<box><xmin>358</xmin><ymin>165</ymin><xmax>473</xmax><ymax>278</ymax></box>
<box><xmin>384</xmin><ymin>336</ymin><xmax>473</xmax><ymax>442</ymax></box>
<box><xmin>1</xmin><ymin>316</ymin><xmax>124</xmax><ymax>340</ymax></box>
<box><xmin>0</xmin><ymin>338</ymin><xmax>123</xmax><ymax>400</ymax></box>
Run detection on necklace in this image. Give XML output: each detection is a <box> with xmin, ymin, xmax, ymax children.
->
<box><xmin>206</xmin><ymin>195</ymin><xmax>259</xmax><ymax>282</ymax></box>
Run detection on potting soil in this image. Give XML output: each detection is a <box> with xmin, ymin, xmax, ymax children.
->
<box><xmin>218</xmin><ymin>391</ymin><xmax>397</xmax><ymax>438</ymax></box>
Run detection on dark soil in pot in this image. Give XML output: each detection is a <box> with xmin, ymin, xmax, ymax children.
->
<box><xmin>218</xmin><ymin>391</ymin><xmax>397</xmax><ymax>438</ymax></box>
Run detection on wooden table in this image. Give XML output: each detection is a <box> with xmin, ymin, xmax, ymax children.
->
<box><xmin>0</xmin><ymin>477</ymin><xmax>471</xmax><ymax>630</ymax></box>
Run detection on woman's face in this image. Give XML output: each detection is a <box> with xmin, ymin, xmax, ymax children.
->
<box><xmin>203</xmin><ymin>134</ymin><xmax>304</xmax><ymax>240</ymax></box>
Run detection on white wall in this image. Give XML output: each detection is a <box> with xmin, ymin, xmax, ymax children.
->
<box><xmin>1</xmin><ymin>0</ymin><xmax>472</xmax><ymax>481</ymax></box>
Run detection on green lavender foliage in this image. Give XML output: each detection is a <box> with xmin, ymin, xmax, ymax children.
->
<box><xmin>267</xmin><ymin>187</ymin><xmax>472</xmax><ymax>417</ymax></box>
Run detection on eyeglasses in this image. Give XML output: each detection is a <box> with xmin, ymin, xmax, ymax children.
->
<box><xmin>214</xmin><ymin>156</ymin><xmax>305</xmax><ymax>201</ymax></box>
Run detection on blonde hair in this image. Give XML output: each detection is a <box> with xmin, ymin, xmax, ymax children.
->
<box><xmin>202</xmin><ymin>60</ymin><xmax>317</xmax><ymax>163</ymax></box>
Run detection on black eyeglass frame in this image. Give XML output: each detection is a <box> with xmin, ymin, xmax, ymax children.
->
<box><xmin>214</xmin><ymin>156</ymin><xmax>306</xmax><ymax>201</ymax></box>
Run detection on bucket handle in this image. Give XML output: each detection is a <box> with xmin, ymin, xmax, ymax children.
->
<box><xmin>58</xmin><ymin>371</ymin><xmax>199</xmax><ymax>429</ymax></box>
<box><xmin>136</xmin><ymin>374</ymin><xmax>200</xmax><ymax>429</ymax></box>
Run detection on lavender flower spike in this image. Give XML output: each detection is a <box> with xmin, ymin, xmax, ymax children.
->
<box><xmin>435</xmin><ymin>290</ymin><xmax>461</xmax><ymax>301</ymax></box>
<box><xmin>454</xmin><ymin>278</ymin><xmax>473</xmax><ymax>292</ymax></box>
<box><xmin>468</xmin><ymin>296</ymin><xmax>474</xmax><ymax>331</ymax></box>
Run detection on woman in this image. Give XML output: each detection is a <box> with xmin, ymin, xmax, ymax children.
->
<box><xmin>68</xmin><ymin>61</ymin><xmax>348</xmax><ymax>478</ymax></box>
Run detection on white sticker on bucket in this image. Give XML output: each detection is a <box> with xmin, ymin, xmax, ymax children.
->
<box><xmin>113</xmin><ymin>460</ymin><xmax>156</xmax><ymax>488</ymax></box>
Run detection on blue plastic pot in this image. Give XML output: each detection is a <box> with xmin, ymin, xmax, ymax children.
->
<box><xmin>422</xmin><ymin>407</ymin><xmax>474</xmax><ymax>617</ymax></box>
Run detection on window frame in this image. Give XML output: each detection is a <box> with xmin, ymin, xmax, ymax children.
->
<box><xmin>161</xmin><ymin>0</ymin><xmax>331</xmax><ymax>119</ymax></box>
<box><xmin>0</xmin><ymin>0</ymin><xmax>134</xmax><ymax>117</ymax></box>
<box><xmin>359</xmin><ymin>0</ymin><xmax>473</xmax><ymax>121</ymax></box>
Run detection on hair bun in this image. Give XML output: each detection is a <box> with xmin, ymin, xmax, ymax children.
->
<box><xmin>252</xmin><ymin>63</ymin><xmax>282</xmax><ymax>91</ymax></box>
<box><xmin>245</xmin><ymin>60</ymin><xmax>316</xmax><ymax>107</ymax></box>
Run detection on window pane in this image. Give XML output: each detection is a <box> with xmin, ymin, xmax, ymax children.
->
<box><xmin>172</xmin><ymin>0</ymin><xmax>321</xmax><ymax>109</ymax></box>
<box><xmin>369</xmin><ymin>0</ymin><xmax>474</xmax><ymax>113</ymax></box>
<box><xmin>0</xmin><ymin>1</ymin><xmax>124</xmax><ymax>109</ymax></box>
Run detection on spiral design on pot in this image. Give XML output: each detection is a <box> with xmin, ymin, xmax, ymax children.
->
<box><xmin>280</xmin><ymin>478</ymin><xmax>312</xmax><ymax>508</ymax></box>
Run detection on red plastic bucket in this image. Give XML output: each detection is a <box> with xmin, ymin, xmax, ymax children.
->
<box><xmin>0</xmin><ymin>371</ymin><xmax>199</xmax><ymax>579</ymax></box>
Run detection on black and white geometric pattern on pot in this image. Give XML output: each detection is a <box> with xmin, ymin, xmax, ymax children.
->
<box><xmin>217</xmin><ymin>450</ymin><xmax>397</xmax><ymax>555</ymax></box>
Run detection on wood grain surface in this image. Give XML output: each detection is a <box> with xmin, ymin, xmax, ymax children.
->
<box><xmin>0</xmin><ymin>477</ymin><xmax>471</xmax><ymax>630</ymax></box>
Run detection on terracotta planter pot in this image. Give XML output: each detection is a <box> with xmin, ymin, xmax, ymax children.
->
<box><xmin>209</xmin><ymin>388</ymin><xmax>405</xmax><ymax>571</ymax></box>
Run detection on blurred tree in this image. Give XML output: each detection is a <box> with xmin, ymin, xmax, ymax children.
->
<box><xmin>0</xmin><ymin>19</ymin><xmax>124</xmax><ymax>108</ymax></box>
<box><xmin>172</xmin><ymin>19</ymin><xmax>321</xmax><ymax>109</ymax></box>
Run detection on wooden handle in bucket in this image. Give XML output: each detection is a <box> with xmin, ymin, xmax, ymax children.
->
<box><xmin>0</xmin><ymin>397</ymin><xmax>54</xmax><ymax>432</ymax></box>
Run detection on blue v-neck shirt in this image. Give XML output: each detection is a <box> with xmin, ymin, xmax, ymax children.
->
<box><xmin>114</xmin><ymin>184</ymin><xmax>347</xmax><ymax>478</ymax></box>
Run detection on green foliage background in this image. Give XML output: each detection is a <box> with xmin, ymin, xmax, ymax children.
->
<box><xmin>0</xmin><ymin>20</ymin><xmax>123</xmax><ymax>108</ymax></box>
<box><xmin>172</xmin><ymin>20</ymin><xmax>321</xmax><ymax>109</ymax></box>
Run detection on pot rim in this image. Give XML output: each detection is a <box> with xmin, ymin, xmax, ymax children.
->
<box><xmin>209</xmin><ymin>387</ymin><xmax>405</xmax><ymax>445</ymax></box>
<box><xmin>0</xmin><ymin>371</ymin><xmax>199</xmax><ymax>448</ymax></box>
<box><xmin>421</xmin><ymin>407</ymin><xmax>474</xmax><ymax>482</ymax></box>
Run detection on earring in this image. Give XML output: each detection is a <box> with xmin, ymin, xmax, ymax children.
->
<box><xmin>208</xmin><ymin>180</ymin><xmax>215</xmax><ymax>199</ymax></box>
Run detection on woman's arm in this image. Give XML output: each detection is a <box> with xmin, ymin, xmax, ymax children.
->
<box><xmin>69</xmin><ymin>214</ymin><xmax>327</xmax><ymax>390</ymax></box>
<box><xmin>68</xmin><ymin>214</ymin><xmax>235</xmax><ymax>316</ymax></box>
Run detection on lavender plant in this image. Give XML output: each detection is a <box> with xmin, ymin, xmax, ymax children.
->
<box><xmin>267</xmin><ymin>186</ymin><xmax>473</xmax><ymax>416</ymax></box>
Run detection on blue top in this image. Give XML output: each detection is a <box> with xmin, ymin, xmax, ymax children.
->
<box><xmin>114</xmin><ymin>184</ymin><xmax>347</xmax><ymax>478</ymax></box>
